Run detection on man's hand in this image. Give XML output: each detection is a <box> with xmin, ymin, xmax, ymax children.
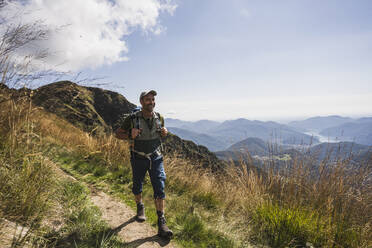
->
<box><xmin>131</xmin><ymin>128</ymin><xmax>142</xmax><ymax>139</ymax></box>
<box><xmin>115</xmin><ymin>128</ymin><xmax>129</xmax><ymax>140</ymax></box>
<box><xmin>160</xmin><ymin>127</ymin><xmax>168</xmax><ymax>137</ymax></box>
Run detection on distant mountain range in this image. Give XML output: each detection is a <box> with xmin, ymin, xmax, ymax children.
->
<box><xmin>166</xmin><ymin>118</ymin><xmax>319</xmax><ymax>151</ymax></box>
<box><xmin>308</xmin><ymin>141</ymin><xmax>371</xmax><ymax>162</ymax></box>
<box><xmin>216</xmin><ymin>136</ymin><xmax>370</xmax><ymax>166</ymax></box>
<box><xmin>288</xmin><ymin>116</ymin><xmax>372</xmax><ymax>146</ymax></box>
<box><xmin>167</xmin><ymin>115</ymin><xmax>372</xmax><ymax>152</ymax></box>
<box><xmin>319</xmin><ymin>120</ymin><xmax>372</xmax><ymax>146</ymax></box>
<box><xmin>5</xmin><ymin>81</ymin><xmax>369</xmax><ymax>171</ymax></box>
<box><xmin>288</xmin><ymin>115</ymin><xmax>353</xmax><ymax>132</ymax></box>
<box><xmin>167</xmin><ymin>127</ymin><xmax>226</xmax><ymax>152</ymax></box>
<box><xmin>166</xmin><ymin>119</ymin><xmax>221</xmax><ymax>133</ymax></box>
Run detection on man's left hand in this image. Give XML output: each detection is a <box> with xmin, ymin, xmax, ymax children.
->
<box><xmin>160</xmin><ymin>127</ymin><xmax>168</xmax><ymax>137</ymax></box>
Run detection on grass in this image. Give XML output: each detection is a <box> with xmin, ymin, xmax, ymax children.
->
<box><xmin>252</xmin><ymin>203</ymin><xmax>328</xmax><ymax>247</ymax></box>
<box><xmin>1</xmin><ymin>91</ymin><xmax>371</xmax><ymax>247</ymax></box>
<box><xmin>0</xmin><ymin>97</ymin><xmax>126</xmax><ymax>247</ymax></box>
<box><xmin>45</xmin><ymin>180</ymin><xmax>126</xmax><ymax>248</ymax></box>
<box><xmin>53</xmin><ymin>146</ymin><xmax>236</xmax><ymax>247</ymax></box>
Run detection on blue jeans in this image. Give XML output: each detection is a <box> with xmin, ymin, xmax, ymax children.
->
<box><xmin>130</xmin><ymin>152</ymin><xmax>166</xmax><ymax>199</ymax></box>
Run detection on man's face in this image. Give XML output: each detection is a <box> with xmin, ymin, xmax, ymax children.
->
<box><xmin>140</xmin><ymin>94</ymin><xmax>155</xmax><ymax>112</ymax></box>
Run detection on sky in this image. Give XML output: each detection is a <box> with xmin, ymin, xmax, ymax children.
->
<box><xmin>2</xmin><ymin>0</ymin><xmax>372</xmax><ymax>122</ymax></box>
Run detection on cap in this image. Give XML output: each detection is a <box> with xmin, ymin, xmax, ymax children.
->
<box><xmin>139</xmin><ymin>90</ymin><xmax>157</xmax><ymax>102</ymax></box>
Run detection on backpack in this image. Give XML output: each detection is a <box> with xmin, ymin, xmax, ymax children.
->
<box><xmin>129</xmin><ymin>107</ymin><xmax>163</xmax><ymax>131</ymax></box>
<box><xmin>126</xmin><ymin>107</ymin><xmax>164</xmax><ymax>154</ymax></box>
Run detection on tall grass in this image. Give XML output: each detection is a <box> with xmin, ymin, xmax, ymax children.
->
<box><xmin>1</xmin><ymin>88</ymin><xmax>371</xmax><ymax>247</ymax></box>
<box><xmin>0</xmin><ymin>92</ymin><xmax>60</xmax><ymax>246</ymax></box>
<box><xmin>0</xmin><ymin>94</ymin><xmax>126</xmax><ymax>247</ymax></box>
<box><xmin>39</xmin><ymin>107</ymin><xmax>372</xmax><ymax>247</ymax></box>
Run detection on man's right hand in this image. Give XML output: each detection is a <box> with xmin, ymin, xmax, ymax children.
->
<box><xmin>131</xmin><ymin>128</ymin><xmax>142</xmax><ymax>139</ymax></box>
<box><xmin>115</xmin><ymin>128</ymin><xmax>128</xmax><ymax>140</ymax></box>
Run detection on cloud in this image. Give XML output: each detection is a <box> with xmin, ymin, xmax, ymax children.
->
<box><xmin>0</xmin><ymin>0</ymin><xmax>176</xmax><ymax>71</ymax></box>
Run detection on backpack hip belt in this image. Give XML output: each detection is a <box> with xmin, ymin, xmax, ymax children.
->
<box><xmin>132</xmin><ymin>149</ymin><xmax>161</xmax><ymax>170</ymax></box>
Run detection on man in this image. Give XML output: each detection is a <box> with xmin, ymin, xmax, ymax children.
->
<box><xmin>115</xmin><ymin>90</ymin><xmax>173</xmax><ymax>238</ymax></box>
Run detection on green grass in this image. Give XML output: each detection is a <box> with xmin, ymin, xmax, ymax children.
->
<box><xmin>192</xmin><ymin>192</ymin><xmax>220</xmax><ymax>210</ymax></box>
<box><xmin>51</xmin><ymin>148</ymin><xmax>236</xmax><ymax>248</ymax></box>
<box><xmin>250</xmin><ymin>203</ymin><xmax>365</xmax><ymax>248</ymax></box>
<box><xmin>0</xmin><ymin>137</ymin><xmax>127</xmax><ymax>247</ymax></box>
<box><xmin>41</xmin><ymin>180</ymin><xmax>127</xmax><ymax>248</ymax></box>
<box><xmin>175</xmin><ymin>212</ymin><xmax>234</xmax><ymax>248</ymax></box>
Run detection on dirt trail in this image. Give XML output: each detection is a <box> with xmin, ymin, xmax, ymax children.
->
<box><xmin>89</xmin><ymin>187</ymin><xmax>177</xmax><ymax>248</ymax></box>
<box><xmin>51</xmin><ymin>160</ymin><xmax>178</xmax><ymax>247</ymax></box>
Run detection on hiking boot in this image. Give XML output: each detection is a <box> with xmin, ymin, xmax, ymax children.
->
<box><xmin>157</xmin><ymin>216</ymin><xmax>173</xmax><ymax>238</ymax></box>
<box><xmin>136</xmin><ymin>203</ymin><xmax>146</xmax><ymax>222</ymax></box>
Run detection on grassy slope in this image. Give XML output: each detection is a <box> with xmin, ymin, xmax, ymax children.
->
<box><xmin>0</xmin><ymin>97</ymin><xmax>127</xmax><ymax>247</ymax></box>
<box><xmin>1</xmin><ymin>96</ymin><xmax>371</xmax><ymax>248</ymax></box>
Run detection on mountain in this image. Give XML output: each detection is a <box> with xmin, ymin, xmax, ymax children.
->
<box><xmin>319</xmin><ymin>120</ymin><xmax>372</xmax><ymax>146</ymax></box>
<box><xmin>166</xmin><ymin>118</ymin><xmax>221</xmax><ymax>133</ymax></box>
<box><xmin>32</xmin><ymin>80</ymin><xmax>136</xmax><ymax>135</ymax></box>
<box><xmin>226</xmin><ymin>137</ymin><xmax>268</xmax><ymax>156</ymax></box>
<box><xmin>225</xmin><ymin>137</ymin><xmax>294</xmax><ymax>156</ymax></box>
<box><xmin>309</xmin><ymin>142</ymin><xmax>371</xmax><ymax>162</ymax></box>
<box><xmin>29</xmin><ymin>81</ymin><xmax>225</xmax><ymax>169</ymax></box>
<box><xmin>288</xmin><ymin>115</ymin><xmax>353</xmax><ymax>132</ymax></box>
<box><xmin>207</xmin><ymin>118</ymin><xmax>318</xmax><ymax>146</ymax></box>
<box><xmin>357</xmin><ymin>117</ymin><xmax>372</xmax><ymax>123</ymax></box>
<box><xmin>166</xmin><ymin>117</ymin><xmax>319</xmax><ymax>151</ymax></box>
<box><xmin>167</xmin><ymin>127</ymin><xmax>226</xmax><ymax>152</ymax></box>
<box><xmin>165</xmin><ymin>118</ymin><xmax>193</xmax><ymax>128</ymax></box>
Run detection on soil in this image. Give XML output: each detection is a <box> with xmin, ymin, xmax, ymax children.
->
<box><xmin>89</xmin><ymin>186</ymin><xmax>177</xmax><ymax>248</ymax></box>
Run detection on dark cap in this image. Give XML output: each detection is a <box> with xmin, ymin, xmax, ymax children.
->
<box><xmin>139</xmin><ymin>90</ymin><xmax>157</xmax><ymax>102</ymax></box>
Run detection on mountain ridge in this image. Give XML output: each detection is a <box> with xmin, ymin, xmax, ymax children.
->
<box><xmin>28</xmin><ymin>81</ymin><xmax>226</xmax><ymax>169</ymax></box>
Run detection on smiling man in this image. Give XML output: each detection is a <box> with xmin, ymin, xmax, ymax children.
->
<box><xmin>115</xmin><ymin>90</ymin><xmax>173</xmax><ymax>238</ymax></box>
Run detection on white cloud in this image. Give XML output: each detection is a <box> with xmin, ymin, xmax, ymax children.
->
<box><xmin>0</xmin><ymin>0</ymin><xmax>176</xmax><ymax>71</ymax></box>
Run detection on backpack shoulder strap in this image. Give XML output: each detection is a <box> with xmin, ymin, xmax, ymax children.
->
<box><xmin>154</xmin><ymin>112</ymin><xmax>163</xmax><ymax>128</ymax></box>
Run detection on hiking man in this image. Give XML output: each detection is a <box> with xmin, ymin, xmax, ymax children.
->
<box><xmin>115</xmin><ymin>90</ymin><xmax>173</xmax><ymax>238</ymax></box>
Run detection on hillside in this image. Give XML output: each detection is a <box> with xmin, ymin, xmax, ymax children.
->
<box><xmin>31</xmin><ymin>80</ymin><xmax>136</xmax><ymax>135</ymax></box>
<box><xmin>309</xmin><ymin>141</ymin><xmax>371</xmax><ymax>162</ymax></box>
<box><xmin>226</xmin><ymin>137</ymin><xmax>269</xmax><ymax>156</ymax></box>
<box><xmin>30</xmin><ymin>81</ymin><xmax>225</xmax><ymax>169</ymax></box>
<box><xmin>216</xmin><ymin>137</ymin><xmax>304</xmax><ymax>168</ymax></box>
<box><xmin>1</xmin><ymin>82</ymin><xmax>371</xmax><ymax>248</ymax></box>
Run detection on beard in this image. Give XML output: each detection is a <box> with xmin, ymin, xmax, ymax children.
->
<box><xmin>144</xmin><ymin>103</ymin><xmax>155</xmax><ymax>111</ymax></box>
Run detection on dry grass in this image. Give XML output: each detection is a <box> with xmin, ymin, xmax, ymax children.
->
<box><xmin>0</xmin><ymin>95</ymin><xmax>127</xmax><ymax>247</ymax></box>
<box><xmin>1</xmin><ymin>94</ymin><xmax>371</xmax><ymax>247</ymax></box>
<box><xmin>39</xmin><ymin>104</ymin><xmax>372</xmax><ymax>247</ymax></box>
<box><xmin>0</xmin><ymin>95</ymin><xmax>60</xmax><ymax>247</ymax></box>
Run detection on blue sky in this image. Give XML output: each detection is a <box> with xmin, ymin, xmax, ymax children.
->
<box><xmin>3</xmin><ymin>0</ymin><xmax>372</xmax><ymax>122</ymax></box>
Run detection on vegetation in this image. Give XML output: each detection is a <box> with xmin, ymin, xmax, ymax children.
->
<box><xmin>0</xmin><ymin>82</ymin><xmax>371</xmax><ymax>247</ymax></box>
<box><xmin>0</xmin><ymin>93</ymin><xmax>127</xmax><ymax>247</ymax></box>
<box><xmin>0</xmin><ymin>14</ymin><xmax>371</xmax><ymax>247</ymax></box>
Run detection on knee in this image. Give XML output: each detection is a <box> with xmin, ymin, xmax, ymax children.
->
<box><xmin>152</xmin><ymin>176</ymin><xmax>166</xmax><ymax>199</ymax></box>
<box><xmin>132</xmin><ymin>181</ymin><xmax>143</xmax><ymax>195</ymax></box>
